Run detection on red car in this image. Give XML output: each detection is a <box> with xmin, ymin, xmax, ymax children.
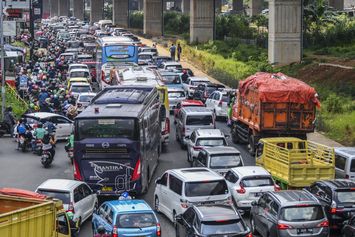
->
<box><xmin>173</xmin><ymin>99</ymin><xmax>205</xmax><ymax>120</ymax></box>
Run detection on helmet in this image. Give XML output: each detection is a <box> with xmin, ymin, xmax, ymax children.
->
<box><xmin>37</xmin><ymin>122</ymin><xmax>43</xmax><ymax>128</ymax></box>
<box><xmin>97</xmin><ymin>226</ymin><xmax>106</xmax><ymax>235</ymax></box>
<box><xmin>66</xmin><ymin>211</ymin><xmax>74</xmax><ymax>220</ymax></box>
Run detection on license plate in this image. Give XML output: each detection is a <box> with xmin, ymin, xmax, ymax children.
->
<box><xmin>101</xmin><ymin>186</ymin><xmax>113</xmax><ymax>192</ymax></box>
<box><xmin>254</xmin><ymin>192</ymin><xmax>263</xmax><ymax>197</ymax></box>
<box><xmin>297</xmin><ymin>228</ymin><xmax>313</xmax><ymax>234</ymax></box>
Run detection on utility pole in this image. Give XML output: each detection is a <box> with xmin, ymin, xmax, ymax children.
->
<box><xmin>1</xmin><ymin>0</ymin><xmax>6</xmax><ymax>120</ymax></box>
<box><xmin>29</xmin><ymin>0</ymin><xmax>34</xmax><ymax>61</ymax></box>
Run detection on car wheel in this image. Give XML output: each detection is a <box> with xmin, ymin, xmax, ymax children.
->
<box><xmin>250</xmin><ymin>216</ymin><xmax>259</xmax><ymax>235</ymax></box>
<box><xmin>173</xmin><ymin>210</ymin><xmax>177</xmax><ymax>225</ymax></box>
<box><xmin>154</xmin><ymin>196</ymin><xmax>160</xmax><ymax>213</ymax></box>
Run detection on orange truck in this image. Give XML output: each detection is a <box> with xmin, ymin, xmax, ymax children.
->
<box><xmin>230</xmin><ymin>72</ymin><xmax>320</xmax><ymax>155</ymax></box>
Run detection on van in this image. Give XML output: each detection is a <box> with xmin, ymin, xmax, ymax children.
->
<box><xmin>154</xmin><ymin>168</ymin><xmax>232</xmax><ymax>223</ymax></box>
<box><xmin>334</xmin><ymin>147</ymin><xmax>355</xmax><ymax>180</ymax></box>
<box><xmin>175</xmin><ymin>107</ymin><xmax>215</xmax><ymax>147</ymax></box>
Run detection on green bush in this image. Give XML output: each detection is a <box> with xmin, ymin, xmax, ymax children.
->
<box><xmin>164</xmin><ymin>12</ymin><xmax>189</xmax><ymax>35</ymax></box>
<box><xmin>0</xmin><ymin>86</ymin><xmax>28</xmax><ymax>118</ymax></box>
<box><xmin>323</xmin><ymin>93</ymin><xmax>344</xmax><ymax>113</ymax></box>
<box><xmin>216</xmin><ymin>14</ymin><xmax>257</xmax><ymax>40</ymax></box>
<box><xmin>129</xmin><ymin>11</ymin><xmax>143</xmax><ymax>29</ymax></box>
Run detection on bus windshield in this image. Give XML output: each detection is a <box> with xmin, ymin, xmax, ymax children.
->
<box><xmin>76</xmin><ymin>118</ymin><xmax>138</xmax><ymax>140</ymax></box>
<box><xmin>105</xmin><ymin>45</ymin><xmax>136</xmax><ymax>60</ymax></box>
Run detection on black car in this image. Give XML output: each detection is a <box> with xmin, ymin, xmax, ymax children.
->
<box><xmin>342</xmin><ymin>215</ymin><xmax>355</xmax><ymax>237</ymax></box>
<box><xmin>175</xmin><ymin>204</ymin><xmax>251</xmax><ymax>237</ymax></box>
<box><xmin>305</xmin><ymin>179</ymin><xmax>355</xmax><ymax>230</ymax></box>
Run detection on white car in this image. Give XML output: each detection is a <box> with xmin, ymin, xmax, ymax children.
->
<box><xmin>224</xmin><ymin>166</ymin><xmax>279</xmax><ymax>210</ymax></box>
<box><xmin>183</xmin><ymin>77</ymin><xmax>210</xmax><ymax>97</ymax></box>
<box><xmin>36</xmin><ymin>179</ymin><xmax>98</xmax><ymax>225</ymax></box>
<box><xmin>70</xmin><ymin>82</ymin><xmax>92</xmax><ymax>97</ymax></box>
<box><xmin>154</xmin><ymin>168</ymin><xmax>232</xmax><ymax>223</ymax></box>
<box><xmin>22</xmin><ymin>112</ymin><xmax>73</xmax><ymax>140</ymax></box>
<box><xmin>68</xmin><ymin>63</ymin><xmax>89</xmax><ymax>72</ymax></box>
<box><xmin>186</xmin><ymin>129</ymin><xmax>228</xmax><ymax>163</ymax></box>
<box><xmin>68</xmin><ymin>68</ymin><xmax>91</xmax><ymax>82</ymax></box>
<box><xmin>77</xmin><ymin>92</ymin><xmax>96</xmax><ymax>112</ymax></box>
<box><xmin>205</xmin><ymin>90</ymin><xmax>230</xmax><ymax>118</ymax></box>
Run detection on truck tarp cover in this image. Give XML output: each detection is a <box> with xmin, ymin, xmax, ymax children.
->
<box><xmin>0</xmin><ymin>188</ymin><xmax>47</xmax><ymax>200</ymax></box>
<box><xmin>239</xmin><ymin>72</ymin><xmax>320</xmax><ymax>107</ymax></box>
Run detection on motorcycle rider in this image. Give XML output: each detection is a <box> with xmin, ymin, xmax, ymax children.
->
<box><xmin>3</xmin><ymin>107</ymin><xmax>16</xmax><ymax>135</ymax></box>
<box><xmin>41</xmin><ymin>131</ymin><xmax>56</xmax><ymax>158</ymax></box>
<box><xmin>32</xmin><ymin>122</ymin><xmax>46</xmax><ymax>151</ymax></box>
<box><xmin>16</xmin><ymin>118</ymin><xmax>32</xmax><ymax>149</ymax></box>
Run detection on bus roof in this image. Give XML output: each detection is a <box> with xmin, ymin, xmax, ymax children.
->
<box><xmin>97</xmin><ymin>36</ymin><xmax>134</xmax><ymax>45</ymax></box>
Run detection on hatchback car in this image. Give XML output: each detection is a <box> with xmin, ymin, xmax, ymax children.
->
<box><xmin>225</xmin><ymin>166</ymin><xmax>278</xmax><ymax>210</ymax></box>
<box><xmin>250</xmin><ymin>190</ymin><xmax>329</xmax><ymax>237</ymax></box>
<box><xmin>92</xmin><ymin>199</ymin><xmax>161</xmax><ymax>236</ymax></box>
<box><xmin>77</xmin><ymin>92</ymin><xmax>96</xmax><ymax>113</ymax></box>
<box><xmin>193</xmin><ymin>146</ymin><xmax>244</xmax><ymax>175</ymax></box>
<box><xmin>205</xmin><ymin>90</ymin><xmax>230</xmax><ymax>118</ymax></box>
<box><xmin>175</xmin><ymin>204</ymin><xmax>252</xmax><ymax>237</ymax></box>
<box><xmin>22</xmin><ymin>112</ymin><xmax>73</xmax><ymax>140</ymax></box>
<box><xmin>183</xmin><ymin>77</ymin><xmax>210</xmax><ymax>97</ymax></box>
<box><xmin>154</xmin><ymin>168</ymin><xmax>232</xmax><ymax>223</ymax></box>
<box><xmin>36</xmin><ymin>179</ymin><xmax>97</xmax><ymax>225</ymax></box>
<box><xmin>168</xmin><ymin>88</ymin><xmax>186</xmax><ymax>111</ymax></box>
<box><xmin>305</xmin><ymin>179</ymin><xmax>355</xmax><ymax>229</ymax></box>
<box><xmin>69</xmin><ymin>82</ymin><xmax>92</xmax><ymax>98</ymax></box>
<box><xmin>186</xmin><ymin>129</ymin><xmax>228</xmax><ymax>163</ymax></box>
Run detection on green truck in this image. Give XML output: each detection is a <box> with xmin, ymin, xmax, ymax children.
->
<box><xmin>0</xmin><ymin>188</ymin><xmax>73</xmax><ymax>237</ymax></box>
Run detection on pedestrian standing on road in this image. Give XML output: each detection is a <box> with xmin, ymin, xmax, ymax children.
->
<box><xmin>169</xmin><ymin>43</ymin><xmax>176</xmax><ymax>61</ymax></box>
<box><xmin>177</xmin><ymin>43</ymin><xmax>182</xmax><ymax>62</ymax></box>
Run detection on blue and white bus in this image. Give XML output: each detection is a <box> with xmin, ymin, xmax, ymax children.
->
<box><xmin>96</xmin><ymin>36</ymin><xmax>139</xmax><ymax>89</ymax></box>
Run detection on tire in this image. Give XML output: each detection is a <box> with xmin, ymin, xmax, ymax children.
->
<box><xmin>154</xmin><ymin>196</ymin><xmax>160</xmax><ymax>213</ymax></box>
<box><xmin>172</xmin><ymin>210</ymin><xmax>177</xmax><ymax>225</ymax></box>
<box><xmin>175</xmin><ymin>129</ymin><xmax>180</xmax><ymax>142</ymax></box>
<box><xmin>250</xmin><ymin>216</ymin><xmax>259</xmax><ymax>235</ymax></box>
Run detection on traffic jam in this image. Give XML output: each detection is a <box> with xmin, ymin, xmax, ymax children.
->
<box><xmin>0</xmin><ymin>16</ymin><xmax>354</xmax><ymax>237</ymax></box>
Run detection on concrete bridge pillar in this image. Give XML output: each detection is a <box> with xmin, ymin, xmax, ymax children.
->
<box><xmin>216</xmin><ymin>0</ymin><xmax>222</xmax><ymax>13</ymax></box>
<box><xmin>90</xmin><ymin>0</ymin><xmax>104</xmax><ymax>24</ymax></box>
<box><xmin>50</xmin><ymin>0</ymin><xmax>59</xmax><ymax>17</ymax></box>
<box><xmin>73</xmin><ymin>0</ymin><xmax>84</xmax><ymax>20</ymax></box>
<box><xmin>328</xmin><ymin>0</ymin><xmax>344</xmax><ymax>10</ymax></box>
<box><xmin>232</xmin><ymin>0</ymin><xmax>243</xmax><ymax>13</ymax></box>
<box><xmin>182</xmin><ymin>0</ymin><xmax>190</xmax><ymax>13</ymax></box>
<box><xmin>144</xmin><ymin>0</ymin><xmax>163</xmax><ymax>36</ymax></box>
<box><xmin>113</xmin><ymin>0</ymin><xmax>129</xmax><ymax>27</ymax></box>
<box><xmin>58</xmin><ymin>0</ymin><xmax>70</xmax><ymax>16</ymax></box>
<box><xmin>138</xmin><ymin>0</ymin><xmax>144</xmax><ymax>10</ymax></box>
<box><xmin>248</xmin><ymin>0</ymin><xmax>263</xmax><ymax>16</ymax></box>
<box><xmin>190</xmin><ymin>0</ymin><xmax>214</xmax><ymax>43</ymax></box>
<box><xmin>268</xmin><ymin>0</ymin><xmax>302</xmax><ymax>65</ymax></box>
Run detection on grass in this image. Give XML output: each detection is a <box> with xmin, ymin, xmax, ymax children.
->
<box><xmin>312</xmin><ymin>43</ymin><xmax>355</xmax><ymax>59</ymax></box>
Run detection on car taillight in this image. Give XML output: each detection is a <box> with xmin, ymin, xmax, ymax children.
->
<box><xmin>277</xmin><ymin>223</ymin><xmax>292</xmax><ymax>230</ymax></box>
<box><xmin>193</xmin><ymin>146</ymin><xmax>202</xmax><ymax>151</ymax></box>
<box><xmin>131</xmin><ymin>159</ymin><xmax>141</xmax><ymax>181</ymax></box>
<box><xmin>218</xmin><ymin>101</ymin><xmax>223</xmax><ymax>107</ymax></box>
<box><xmin>274</xmin><ymin>184</ymin><xmax>281</xmax><ymax>191</ymax></box>
<box><xmin>245</xmin><ymin>233</ymin><xmax>253</xmax><ymax>237</ymax></box>
<box><xmin>73</xmin><ymin>159</ymin><xmax>82</xmax><ymax>181</ymax></box>
<box><xmin>101</xmin><ymin>70</ymin><xmax>105</xmax><ymax>82</ymax></box>
<box><xmin>163</xmin><ymin>117</ymin><xmax>170</xmax><ymax>135</ymax></box>
<box><xmin>156</xmin><ymin>223</ymin><xmax>161</xmax><ymax>236</ymax></box>
<box><xmin>330</xmin><ymin>207</ymin><xmax>343</xmax><ymax>214</ymax></box>
<box><xmin>236</xmin><ymin>184</ymin><xmax>246</xmax><ymax>194</ymax></box>
<box><xmin>68</xmin><ymin>202</ymin><xmax>75</xmax><ymax>213</ymax></box>
<box><xmin>317</xmin><ymin>220</ymin><xmax>329</xmax><ymax>227</ymax></box>
<box><xmin>112</xmin><ymin>225</ymin><xmax>118</xmax><ymax>237</ymax></box>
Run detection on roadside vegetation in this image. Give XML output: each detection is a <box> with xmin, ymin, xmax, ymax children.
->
<box><xmin>0</xmin><ymin>86</ymin><xmax>28</xmax><ymax>118</ymax></box>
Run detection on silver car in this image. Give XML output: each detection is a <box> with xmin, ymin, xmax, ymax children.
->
<box><xmin>168</xmin><ymin>88</ymin><xmax>186</xmax><ymax>111</ymax></box>
<box><xmin>250</xmin><ymin>190</ymin><xmax>329</xmax><ymax>237</ymax></box>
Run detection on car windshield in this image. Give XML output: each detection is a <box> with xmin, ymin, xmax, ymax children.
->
<box><xmin>185</xmin><ymin>180</ymin><xmax>228</xmax><ymax>197</ymax></box>
<box><xmin>335</xmin><ymin>190</ymin><xmax>355</xmax><ymax>204</ymax></box>
<box><xmin>280</xmin><ymin>205</ymin><xmax>324</xmax><ymax>222</ymax></box>
<box><xmin>196</xmin><ymin>138</ymin><xmax>226</xmax><ymax>147</ymax></box>
<box><xmin>79</xmin><ymin>95</ymin><xmax>95</xmax><ymax>102</ymax></box>
<box><xmin>186</xmin><ymin>115</ymin><xmax>213</xmax><ymax>126</ymax></box>
<box><xmin>71</xmin><ymin>85</ymin><xmax>91</xmax><ymax>93</ymax></box>
<box><xmin>240</xmin><ymin>176</ymin><xmax>274</xmax><ymax>187</ymax></box>
<box><xmin>76</xmin><ymin>118</ymin><xmax>138</xmax><ymax>140</ymax></box>
<box><xmin>36</xmin><ymin>189</ymin><xmax>70</xmax><ymax>204</ymax></box>
<box><xmin>168</xmin><ymin>91</ymin><xmax>185</xmax><ymax>98</ymax></box>
<box><xmin>166</xmin><ymin>65</ymin><xmax>182</xmax><ymax>70</ymax></box>
<box><xmin>70</xmin><ymin>71</ymin><xmax>89</xmax><ymax>78</ymax></box>
<box><xmin>116</xmin><ymin>213</ymin><xmax>156</xmax><ymax>228</ymax></box>
<box><xmin>139</xmin><ymin>55</ymin><xmax>152</xmax><ymax>60</ymax></box>
<box><xmin>201</xmin><ymin>219</ymin><xmax>246</xmax><ymax>235</ymax></box>
<box><xmin>210</xmin><ymin>154</ymin><xmax>242</xmax><ymax>169</ymax></box>
<box><xmin>162</xmin><ymin>75</ymin><xmax>181</xmax><ymax>85</ymax></box>
<box><xmin>192</xmin><ymin>80</ymin><xmax>208</xmax><ymax>86</ymax></box>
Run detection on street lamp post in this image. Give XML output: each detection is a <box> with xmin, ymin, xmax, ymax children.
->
<box><xmin>1</xmin><ymin>0</ymin><xmax>6</xmax><ymax>119</ymax></box>
<box><xmin>29</xmin><ymin>0</ymin><xmax>35</xmax><ymax>61</ymax></box>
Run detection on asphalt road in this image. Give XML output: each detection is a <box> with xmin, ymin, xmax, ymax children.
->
<box><xmin>0</xmin><ymin>118</ymin><xmax>255</xmax><ymax>237</ymax></box>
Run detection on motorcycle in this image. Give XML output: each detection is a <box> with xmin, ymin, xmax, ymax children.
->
<box><xmin>41</xmin><ymin>143</ymin><xmax>54</xmax><ymax>168</ymax></box>
<box><xmin>67</xmin><ymin>148</ymin><xmax>74</xmax><ymax>164</ymax></box>
<box><xmin>34</xmin><ymin>139</ymin><xmax>43</xmax><ymax>156</ymax></box>
<box><xmin>18</xmin><ymin>135</ymin><xmax>31</xmax><ymax>152</ymax></box>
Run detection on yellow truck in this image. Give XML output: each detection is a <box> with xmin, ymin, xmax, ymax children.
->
<box><xmin>256</xmin><ymin>137</ymin><xmax>335</xmax><ymax>189</ymax></box>
<box><xmin>0</xmin><ymin>189</ymin><xmax>73</xmax><ymax>237</ymax></box>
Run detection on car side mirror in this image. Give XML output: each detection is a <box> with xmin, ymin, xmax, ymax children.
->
<box><xmin>251</xmin><ymin>201</ymin><xmax>258</xmax><ymax>206</ymax></box>
<box><xmin>155</xmin><ymin>178</ymin><xmax>160</xmax><ymax>184</ymax></box>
